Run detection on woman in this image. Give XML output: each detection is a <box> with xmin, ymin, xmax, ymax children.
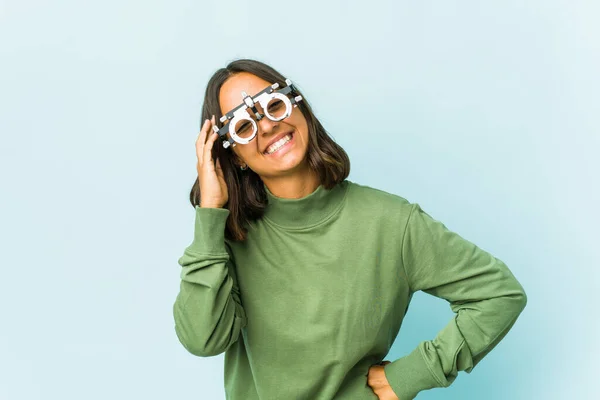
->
<box><xmin>173</xmin><ymin>59</ymin><xmax>527</xmax><ymax>400</ymax></box>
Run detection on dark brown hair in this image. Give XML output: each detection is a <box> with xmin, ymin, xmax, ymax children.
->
<box><xmin>188</xmin><ymin>58</ymin><xmax>350</xmax><ymax>242</ymax></box>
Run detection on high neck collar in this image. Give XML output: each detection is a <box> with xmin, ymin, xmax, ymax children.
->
<box><xmin>262</xmin><ymin>179</ymin><xmax>350</xmax><ymax>229</ymax></box>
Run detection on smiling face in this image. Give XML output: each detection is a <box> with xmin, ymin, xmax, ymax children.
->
<box><xmin>219</xmin><ymin>72</ymin><xmax>311</xmax><ymax>179</ymax></box>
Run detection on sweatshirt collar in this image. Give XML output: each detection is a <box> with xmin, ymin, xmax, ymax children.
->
<box><xmin>262</xmin><ymin>179</ymin><xmax>349</xmax><ymax>229</ymax></box>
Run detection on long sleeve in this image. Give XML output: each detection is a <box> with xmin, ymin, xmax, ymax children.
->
<box><xmin>384</xmin><ymin>203</ymin><xmax>527</xmax><ymax>399</ymax></box>
<box><xmin>172</xmin><ymin>206</ymin><xmax>247</xmax><ymax>357</ymax></box>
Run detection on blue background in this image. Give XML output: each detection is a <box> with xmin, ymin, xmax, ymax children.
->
<box><xmin>1</xmin><ymin>0</ymin><xmax>598</xmax><ymax>399</ymax></box>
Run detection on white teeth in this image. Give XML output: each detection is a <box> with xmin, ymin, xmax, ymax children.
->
<box><xmin>265</xmin><ymin>133</ymin><xmax>292</xmax><ymax>154</ymax></box>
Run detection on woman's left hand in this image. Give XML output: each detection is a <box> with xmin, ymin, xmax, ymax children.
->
<box><xmin>367</xmin><ymin>361</ymin><xmax>400</xmax><ymax>400</ymax></box>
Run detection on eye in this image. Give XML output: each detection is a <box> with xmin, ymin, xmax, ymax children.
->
<box><xmin>268</xmin><ymin>99</ymin><xmax>284</xmax><ymax>112</ymax></box>
<box><xmin>238</xmin><ymin>122</ymin><xmax>251</xmax><ymax>133</ymax></box>
<box><xmin>233</xmin><ymin>118</ymin><xmax>256</xmax><ymax>138</ymax></box>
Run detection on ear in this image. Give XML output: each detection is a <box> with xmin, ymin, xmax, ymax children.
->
<box><xmin>233</xmin><ymin>156</ymin><xmax>246</xmax><ymax>168</ymax></box>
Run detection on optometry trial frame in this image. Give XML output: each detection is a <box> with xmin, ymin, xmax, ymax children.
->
<box><xmin>211</xmin><ymin>78</ymin><xmax>303</xmax><ymax>149</ymax></box>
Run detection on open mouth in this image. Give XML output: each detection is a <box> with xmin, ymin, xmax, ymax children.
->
<box><xmin>263</xmin><ymin>131</ymin><xmax>294</xmax><ymax>156</ymax></box>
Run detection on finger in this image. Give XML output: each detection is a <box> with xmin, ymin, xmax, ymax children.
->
<box><xmin>205</xmin><ymin>114</ymin><xmax>216</xmax><ymax>145</ymax></box>
<box><xmin>203</xmin><ymin>124</ymin><xmax>220</xmax><ymax>164</ymax></box>
<box><xmin>215</xmin><ymin>157</ymin><xmax>225</xmax><ymax>179</ymax></box>
<box><xmin>196</xmin><ymin>118</ymin><xmax>210</xmax><ymax>164</ymax></box>
<box><xmin>197</xmin><ymin>118</ymin><xmax>210</xmax><ymax>145</ymax></box>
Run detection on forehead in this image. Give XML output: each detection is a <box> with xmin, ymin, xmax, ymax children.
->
<box><xmin>219</xmin><ymin>72</ymin><xmax>272</xmax><ymax>115</ymax></box>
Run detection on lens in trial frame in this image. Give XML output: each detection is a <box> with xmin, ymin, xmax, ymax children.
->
<box><xmin>233</xmin><ymin>118</ymin><xmax>255</xmax><ymax>139</ymax></box>
<box><xmin>265</xmin><ymin>97</ymin><xmax>287</xmax><ymax>120</ymax></box>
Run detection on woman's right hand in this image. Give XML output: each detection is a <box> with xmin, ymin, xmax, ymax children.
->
<box><xmin>196</xmin><ymin>115</ymin><xmax>228</xmax><ymax>208</ymax></box>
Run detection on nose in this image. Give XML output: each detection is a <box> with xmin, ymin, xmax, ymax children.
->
<box><xmin>257</xmin><ymin>114</ymin><xmax>280</xmax><ymax>136</ymax></box>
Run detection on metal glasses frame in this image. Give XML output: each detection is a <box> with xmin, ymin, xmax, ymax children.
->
<box><xmin>211</xmin><ymin>78</ymin><xmax>303</xmax><ymax>148</ymax></box>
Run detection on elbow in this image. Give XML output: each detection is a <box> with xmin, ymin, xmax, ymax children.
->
<box><xmin>183</xmin><ymin>342</ymin><xmax>225</xmax><ymax>358</ymax></box>
<box><xmin>172</xmin><ymin>302</ymin><xmax>246</xmax><ymax>358</ymax></box>
<box><xmin>516</xmin><ymin>288</ymin><xmax>527</xmax><ymax>312</ymax></box>
<box><xmin>174</xmin><ymin>324</ymin><xmax>226</xmax><ymax>357</ymax></box>
<box><xmin>494</xmin><ymin>285</ymin><xmax>527</xmax><ymax>323</ymax></box>
<box><xmin>506</xmin><ymin>274</ymin><xmax>528</xmax><ymax>315</ymax></box>
<box><xmin>505</xmin><ymin>286</ymin><xmax>527</xmax><ymax>319</ymax></box>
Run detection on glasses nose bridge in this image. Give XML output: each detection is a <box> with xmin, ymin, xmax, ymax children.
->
<box><xmin>253</xmin><ymin>102</ymin><xmax>279</xmax><ymax>134</ymax></box>
<box><xmin>258</xmin><ymin>114</ymin><xmax>279</xmax><ymax>134</ymax></box>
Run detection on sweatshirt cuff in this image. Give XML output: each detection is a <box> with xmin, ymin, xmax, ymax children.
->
<box><xmin>186</xmin><ymin>205</ymin><xmax>231</xmax><ymax>254</ymax></box>
<box><xmin>383</xmin><ymin>344</ymin><xmax>441</xmax><ymax>400</ymax></box>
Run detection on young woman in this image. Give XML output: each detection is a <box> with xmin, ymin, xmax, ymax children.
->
<box><xmin>173</xmin><ymin>59</ymin><xmax>527</xmax><ymax>400</ymax></box>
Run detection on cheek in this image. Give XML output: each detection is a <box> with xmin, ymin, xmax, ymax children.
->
<box><xmin>294</xmin><ymin>120</ymin><xmax>309</xmax><ymax>144</ymax></box>
<box><xmin>237</xmin><ymin>142</ymin><xmax>261</xmax><ymax>159</ymax></box>
<box><xmin>288</xmin><ymin>111</ymin><xmax>308</xmax><ymax>136</ymax></box>
<box><xmin>228</xmin><ymin>134</ymin><xmax>257</xmax><ymax>157</ymax></box>
<box><xmin>234</xmin><ymin>146</ymin><xmax>247</xmax><ymax>158</ymax></box>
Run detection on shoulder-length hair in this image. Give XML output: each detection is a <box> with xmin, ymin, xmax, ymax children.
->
<box><xmin>188</xmin><ymin>58</ymin><xmax>350</xmax><ymax>242</ymax></box>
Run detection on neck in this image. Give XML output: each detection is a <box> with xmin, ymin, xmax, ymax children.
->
<box><xmin>261</xmin><ymin>166</ymin><xmax>320</xmax><ymax>199</ymax></box>
<box><xmin>261</xmin><ymin>173</ymin><xmax>349</xmax><ymax>230</ymax></box>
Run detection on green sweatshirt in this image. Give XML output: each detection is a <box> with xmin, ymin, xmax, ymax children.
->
<box><xmin>173</xmin><ymin>179</ymin><xmax>527</xmax><ymax>400</ymax></box>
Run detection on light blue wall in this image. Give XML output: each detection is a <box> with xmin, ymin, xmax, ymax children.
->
<box><xmin>1</xmin><ymin>1</ymin><xmax>597</xmax><ymax>399</ymax></box>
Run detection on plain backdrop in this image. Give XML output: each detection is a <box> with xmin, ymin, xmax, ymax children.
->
<box><xmin>1</xmin><ymin>1</ymin><xmax>598</xmax><ymax>399</ymax></box>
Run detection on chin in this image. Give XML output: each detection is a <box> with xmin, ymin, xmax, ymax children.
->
<box><xmin>256</xmin><ymin>152</ymin><xmax>309</xmax><ymax>177</ymax></box>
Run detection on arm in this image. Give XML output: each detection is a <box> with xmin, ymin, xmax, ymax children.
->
<box><xmin>384</xmin><ymin>203</ymin><xmax>527</xmax><ymax>399</ymax></box>
<box><xmin>173</xmin><ymin>206</ymin><xmax>247</xmax><ymax>357</ymax></box>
